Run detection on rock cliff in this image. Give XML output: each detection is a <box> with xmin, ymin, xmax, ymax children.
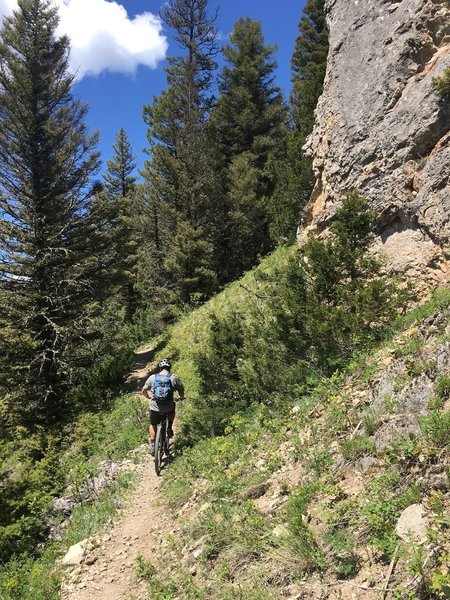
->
<box><xmin>303</xmin><ymin>0</ymin><xmax>450</xmax><ymax>289</ymax></box>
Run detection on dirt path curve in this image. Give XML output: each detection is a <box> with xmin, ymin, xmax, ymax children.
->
<box><xmin>61</xmin><ymin>345</ymin><xmax>171</xmax><ymax>600</ymax></box>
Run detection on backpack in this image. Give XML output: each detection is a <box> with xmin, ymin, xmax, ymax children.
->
<box><xmin>152</xmin><ymin>373</ymin><xmax>174</xmax><ymax>403</ymax></box>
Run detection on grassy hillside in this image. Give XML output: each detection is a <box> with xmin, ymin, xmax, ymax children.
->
<box><xmin>142</xmin><ymin>244</ymin><xmax>298</xmax><ymax>444</ymax></box>
<box><xmin>131</xmin><ymin>239</ymin><xmax>449</xmax><ymax>598</ymax></box>
<box><xmin>136</xmin><ymin>288</ymin><xmax>450</xmax><ymax>599</ymax></box>
<box><xmin>1</xmin><ymin>241</ymin><xmax>449</xmax><ymax>599</ymax></box>
<box><xmin>146</xmin><ymin>244</ymin><xmax>296</xmax><ymax>395</ymax></box>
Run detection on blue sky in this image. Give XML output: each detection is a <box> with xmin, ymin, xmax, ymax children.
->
<box><xmin>0</xmin><ymin>0</ymin><xmax>307</xmax><ymax>176</ymax></box>
<box><xmin>75</xmin><ymin>0</ymin><xmax>306</xmax><ymax>176</ymax></box>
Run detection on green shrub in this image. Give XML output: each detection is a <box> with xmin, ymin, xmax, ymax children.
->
<box><xmin>419</xmin><ymin>411</ymin><xmax>450</xmax><ymax>448</ymax></box>
<box><xmin>359</xmin><ymin>473</ymin><xmax>422</xmax><ymax>559</ymax></box>
<box><xmin>341</xmin><ymin>435</ymin><xmax>375</xmax><ymax>461</ymax></box>
<box><xmin>190</xmin><ymin>501</ymin><xmax>270</xmax><ymax>563</ymax></box>
<box><xmin>307</xmin><ymin>448</ymin><xmax>333</xmax><ymax>475</ymax></box>
<box><xmin>71</xmin><ymin>347</ymin><xmax>134</xmax><ymax>412</ymax></box>
<box><xmin>135</xmin><ymin>552</ymin><xmax>157</xmax><ymax>581</ymax></box>
<box><xmin>277</xmin><ymin>484</ymin><xmax>325</xmax><ymax>572</ymax></box>
<box><xmin>0</xmin><ymin>552</ymin><xmax>61</xmax><ymax>600</ymax></box>
<box><xmin>0</xmin><ymin>435</ymin><xmax>64</xmax><ymax>561</ymax></box>
<box><xmin>435</xmin><ymin>373</ymin><xmax>450</xmax><ymax>400</ymax></box>
<box><xmin>269</xmin><ymin>192</ymin><xmax>409</xmax><ymax>375</ymax></box>
<box><xmin>432</xmin><ymin>68</ymin><xmax>450</xmax><ymax>99</ymax></box>
<box><xmin>105</xmin><ymin>395</ymin><xmax>148</xmax><ymax>457</ymax></box>
<box><xmin>180</xmin><ymin>311</ymin><xmax>249</xmax><ymax>444</ymax></box>
<box><xmin>385</xmin><ymin>435</ymin><xmax>422</xmax><ymax>466</ymax></box>
<box><xmin>325</xmin><ymin>528</ymin><xmax>359</xmax><ymax>578</ymax></box>
<box><xmin>363</xmin><ymin>409</ymin><xmax>378</xmax><ymax>436</ymax></box>
<box><xmin>397</xmin><ymin>287</ymin><xmax>450</xmax><ymax>331</ymax></box>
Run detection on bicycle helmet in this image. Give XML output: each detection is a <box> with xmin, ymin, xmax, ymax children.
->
<box><xmin>158</xmin><ymin>358</ymin><xmax>171</xmax><ymax>370</ymax></box>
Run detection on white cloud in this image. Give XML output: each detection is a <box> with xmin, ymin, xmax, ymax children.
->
<box><xmin>0</xmin><ymin>0</ymin><xmax>167</xmax><ymax>80</ymax></box>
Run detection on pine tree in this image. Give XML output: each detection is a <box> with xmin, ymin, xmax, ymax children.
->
<box><xmin>274</xmin><ymin>193</ymin><xmax>407</xmax><ymax>373</ymax></box>
<box><xmin>291</xmin><ymin>0</ymin><xmax>329</xmax><ymax>137</ymax></box>
<box><xmin>209</xmin><ymin>17</ymin><xmax>287</xmax><ymax>282</ymax></box>
<box><xmin>226</xmin><ymin>152</ymin><xmax>267</xmax><ymax>276</ymax></box>
<box><xmin>99</xmin><ymin>128</ymin><xmax>138</xmax><ymax>318</ymax></box>
<box><xmin>0</xmin><ymin>0</ymin><xmax>101</xmax><ymax>428</ymax></box>
<box><xmin>212</xmin><ymin>18</ymin><xmax>286</xmax><ymax>168</ymax></box>
<box><xmin>104</xmin><ymin>128</ymin><xmax>137</xmax><ymax>198</ymax></box>
<box><xmin>268</xmin><ymin>0</ymin><xmax>328</xmax><ymax>243</ymax></box>
<box><xmin>141</xmin><ymin>0</ymin><xmax>219</xmax><ymax>316</ymax></box>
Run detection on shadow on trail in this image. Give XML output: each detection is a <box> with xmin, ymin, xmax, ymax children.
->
<box><xmin>157</xmin><ymin>453</ymin><xmax>175</xmax><ymax>473</ymax></box>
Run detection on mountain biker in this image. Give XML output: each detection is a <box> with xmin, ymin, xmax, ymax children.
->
<box><xmin>141</xmin><ymin>359</ymin><xmax>185</xmax><ymax>456</ymax></box>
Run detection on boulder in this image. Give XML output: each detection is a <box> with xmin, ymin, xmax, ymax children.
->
<box><xmin>62</xmin><ymin>539</ymin><xmax>88</xmax><ymax>566</ymax></box>
<box><xmin>395</xmin><ymin>503</ymin><xmax>428</xmax><ymax>543</ymax></box>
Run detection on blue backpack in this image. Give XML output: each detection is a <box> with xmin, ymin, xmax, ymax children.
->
<box><xmin>152</xmin><ymin>374</ymin><xmax>174</xmax><ymax>403</ymax></box>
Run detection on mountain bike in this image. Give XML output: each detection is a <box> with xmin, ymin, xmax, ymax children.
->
<box><xmin>154</xmin><ymin>411</ymin><xmax>171</xmax><ymax>476</ymax></box>
<box><xmin>153</xmin><ymin>398</ymin><xmax>183</xmax><ymax>476</ymax></box>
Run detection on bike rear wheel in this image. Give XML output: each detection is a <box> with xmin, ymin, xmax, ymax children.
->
<box><xmin>154</xmin><ymin>422</ymin><xmax>166</xmax><ymax>476</ymax></box>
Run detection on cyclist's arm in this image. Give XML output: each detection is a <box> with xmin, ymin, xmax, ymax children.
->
<box><xmin>142</xmin><ymin>375</ymin><xmax>154</xmax><ymax>400</ymax></box>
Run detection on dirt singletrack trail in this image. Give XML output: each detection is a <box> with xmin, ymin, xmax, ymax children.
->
<box><xmin>61</xmin><ymin>457</ymin><xmax>164</xmax><ymax>600</ymax></box>
<box><xmin>61</xmin><ymin>345</ymin><xmax>173</xmax><ymax>600</ymax></box>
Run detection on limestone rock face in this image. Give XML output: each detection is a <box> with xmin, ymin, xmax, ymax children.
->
<box><xmin>302</xmin><ymin>0</ymin><xmax>450</xmax><ymax>289</ymax></box>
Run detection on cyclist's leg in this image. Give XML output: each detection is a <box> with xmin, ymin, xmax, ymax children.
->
<box><xmin>167</xmin><ymin>408</ymin><xmax>176</xmax><ymax>437</ymax></box>
<box><xmin>150</xmin><ymin>411</ymin><xmax>163</xmax><ymax>452</ymax></box>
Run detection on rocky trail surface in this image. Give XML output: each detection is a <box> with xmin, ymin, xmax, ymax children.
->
<box><xmin>61</xmin><ymin>455</ymin><xmax>164</xmax><ymax>600</ymax></box>
<box><xmin>61</xmin><ymin>345</ymin><xmax>172</xmax><ymax>600</ymax></box>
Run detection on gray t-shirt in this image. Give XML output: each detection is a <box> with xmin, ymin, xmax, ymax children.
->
<box><xmin>142</xmin><ymin>369</ymin><xmax>184</xmax><ymax>413</ymax></box>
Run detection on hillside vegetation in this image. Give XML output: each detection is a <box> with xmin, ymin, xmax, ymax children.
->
<box><xmin>1</xmin><ymin>1</ymin><xmax>449</xmax><ymax>599</ymax></box>
<box><xmin>136</xmin><ymin>288</ymin><xmax>450</xmax><ymax>600</ymax></box>
<box><xmin>0</xmin><ymin>0</ymin><xmax>330</xmax><ymax>587</ymax></box>
<box><xmin>151</xmin><ymin>193</ymin><xmax>406</xmax><ymax>446</ymax></box>
<box><xmin>0</xmin><ymin>198</ymin><xmax>449</xmax><ymax>599</ymax></box>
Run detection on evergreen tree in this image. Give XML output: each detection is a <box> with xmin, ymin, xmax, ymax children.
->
<box><xmin>226</xmin><ymin>152</ymin><xmax>267</xmax><ymax>275</ymax></box>
<box><xmin>274</xmin><ymin>193</ymin><xmax>407</xmax><ymax>373</ymax></box>
<box><xmin>291</xmin><ymin>0</ymin><xmax>329</xmax><ymax>137</ymax></box>
<box><xmin>100</xmin><ymin>128</ymin><xmax>138</xmax><ymax>318</ymax></box>
<box><xmin>209</xmin><ymin>17</ymin><xmax>286</xmax><ymax>282</ymax></box>
<box><xmin>104</xmin><ymin>128</ymin><xmax>137</xmax><ymax>198</ymax></box>
<box><xmin>267</xmin><ymin>132</ymin><xmax>315</xmax><ymax>243</ymax></box>
<box><xmin>141</xmin><ymin>0</ymin><xmax>219</xmax><ymax>317</ymax></box>
<box><xmin>0</xmin><ymin>0</ymin><xmax>101</xmax><ymax>428</ymax></box>
<box><xmin>268</xmin><ymin>0</ymin><xmax>328</xmax><ymax>243</ymax></box>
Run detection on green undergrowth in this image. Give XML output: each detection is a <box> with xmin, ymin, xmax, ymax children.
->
<box><xmin>134</xmin><ymin>551</ymin><xmax>277</xmax><ymax>600</ymax></box>
<box><xmin>433</xmin><ymin>67</ymin><xmax>450</xmax><ymax>99</ymax></box>
<box><xmin>0</xmin><ymin>393</ymin><xmax>148</xmax><ymax>599</ymax></box>
<box><xmin>146</xmin><ymin>244</ymin><xmax>296</xmax><ymax>397</ymax></box>
<box><xmin>145</xmin><ymin>195</ymin><xmax>412</xmax><ymax>448</ymax></box>
<box><xmin>148</xmin><ymin>288</ymin><xmax>450</xmax><ymax>598</ymax></box>
<box><xmin>3</xmin><ymin>250</ymin><xmax>450</xmax><ymax>598</ymax></box>
<box><xmin>0</xmin><ymin>470</ymin><xmax>138</xmax><ymax>600</ymax></box>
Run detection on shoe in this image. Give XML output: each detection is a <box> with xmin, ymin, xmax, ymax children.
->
<box><xmin>150</xmin><ymin>441</ymin><xmax>155</xmax><ymax>456</ymax></box>
<box><xmin>167</xmin><ymin>427</ymin><xmax>174</xmax><ymax>438</ymax></box>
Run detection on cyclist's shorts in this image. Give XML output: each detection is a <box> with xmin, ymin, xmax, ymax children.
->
<box><xmin>150</xmin><ymin>409</ymin><xmax>175</xmax><ymax>426</ymax></box>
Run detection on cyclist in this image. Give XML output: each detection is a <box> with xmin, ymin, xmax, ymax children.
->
<box><xmin>141</xmin><ymin>359</ymin><xmax>185</xmax><ymax>456</ymax></box>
